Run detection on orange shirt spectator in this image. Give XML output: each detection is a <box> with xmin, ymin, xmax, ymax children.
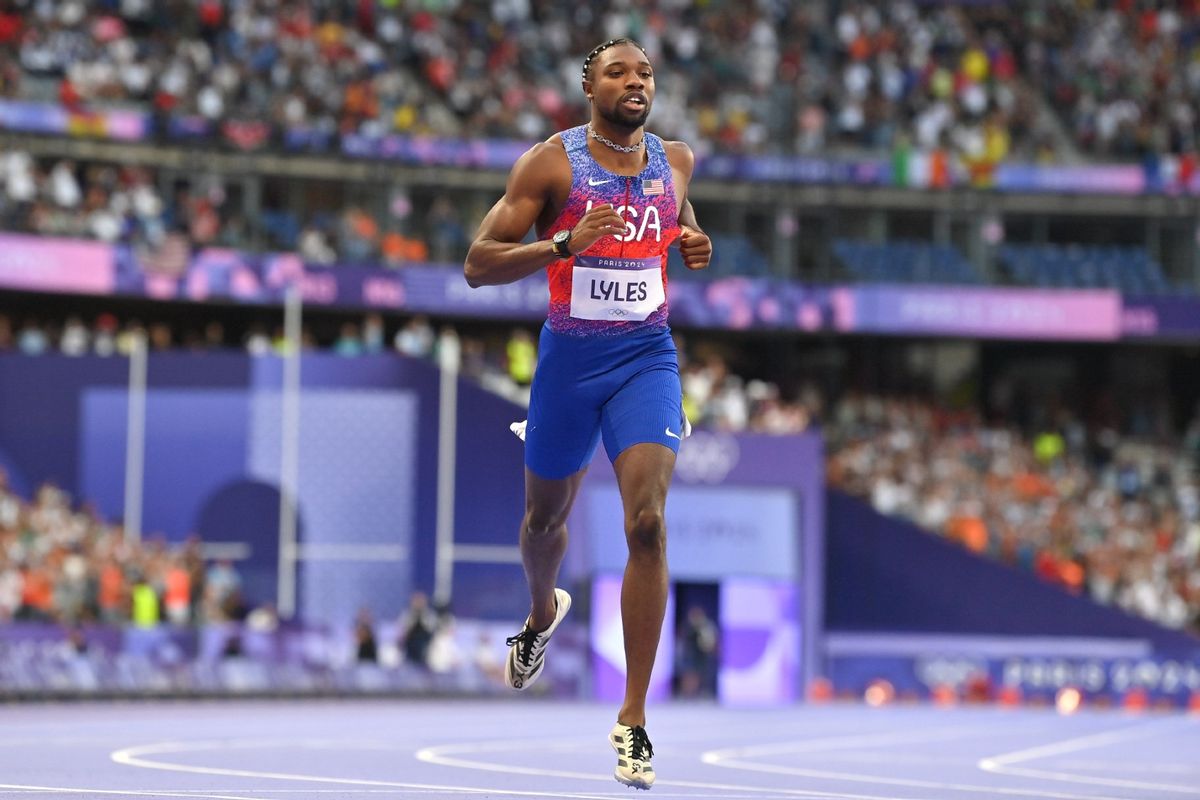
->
<box><xmin>164</xmin><ymin>564</ymin><xmax>191</xmax><ymax>625</ymax></box>
<box><xmin>381</xmin><ymin>232</ymin><xmax>428</xmax><ymax>266</ymax></box>
<box><xmin>19</xmin><ymin>566</ymin><xmax>54</xmax><ymax>619</ymax></box>
<box><xmin>98</xmin><ymin>561</ymin><xmax>126</xmax><ymax>622</ymax></box>
<box><xmin>947</xmin><ymin>514</ymin><xmax>988</xmax><ymax>554</ymax></box>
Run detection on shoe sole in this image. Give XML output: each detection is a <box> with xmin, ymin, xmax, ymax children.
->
<box><xmin>504</xmin><ymin>588</ymin><xmax>571</xmax><ymax>690</ymax></box>
<box><xmin>613</xmin><ymin>769</ymin><xmax>653</xmax><ymax>790</ymax></box>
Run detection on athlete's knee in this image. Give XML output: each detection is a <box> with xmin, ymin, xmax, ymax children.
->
<box><xmin>523</xmin><ymin>506</ymin><xmax>567</xmax><ymax>539</ymax></box>
<box><xmin>625</xmin><ymin>507</ymin><xmax>666</xmax><ymax>556</ymax></box>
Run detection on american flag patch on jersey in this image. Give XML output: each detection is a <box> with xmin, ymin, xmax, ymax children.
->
<box><xmin>641</xmin><ymin>178</ymin><xmax>664</xmax><ymax>196</ymax></box>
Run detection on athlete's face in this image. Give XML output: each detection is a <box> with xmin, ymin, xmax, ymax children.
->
<box><xmin>587</xmin><ymin>45</ymin><xmax>654</xmax><ymax>131</ymax></box>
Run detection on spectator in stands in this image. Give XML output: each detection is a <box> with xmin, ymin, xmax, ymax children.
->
<box><xmin>354</xmin><ymin>607</ymin><xmax>378</xmax><ymax>663</ymax></box>
<box><xmin>426</xmin><ymin>603</ymin><xmax>462</xmax><ymax>675</ymax></box>
<box><xmin>96</xmin><ymin>554</ymin><xmax>127</xmax><ymax>625</ymax></box>
<box><xmin>0</xmin><ymin>559</ymin><xmax>21</xmax><ymax>622</ymax></box>
<box><xmin>203</xmin><ymin>558</ymin><xmax>243</xmax><ymax>623</ymax></box>
<box><xmin>333</xmin><ymin>323</ymin><xmax>364</xmax><ymax>357</ymax></box>
<box><xmin>360</xmin><ymin>313</ymin><xmax>385</xmax><ymax>354</ymax></box>
<box><xmin>59</xmin><ymin>317</ymin><xmax>89</xmax><ymax>356</ymax></box>
<box><xmin>425</xmin><ymin>195</ymin><xmax>468</xmax><ymax>263</ymax></box>
<box><xmin>244</xmin><ymin>324</ymin><xmax>272</xmax><ymax>356</ymax></box>
<box><xmin>129</xmin><ymin>570</ymin><xmax>160</xmax><ymax>629</ymax></box>
<box><xmin>92</xmin><ymin>314</ymin><xmax>118</xmax><ymax>356</ymax></box>
<box><xmin>393</xmin><ymin>315</ymin><xmax>434</xmax><ymax>359</ymax></box>
<box><xmin>16</xmin><ymin>319</ymin><xmax>50</xmax><ymax>356</ymax></box>
<box><xmin>397</xmin><ymin>590</ymin><xmax>438</xmax><ymax>669</ymax></box>
<box><xmin>162</xmin><ymin>554</ymin><xmax>192</xmax><ymax>626</ymax></box>
<box><xmin>504</xmin><ymin>328</ymin><xmax>535</xmax><ymax>389</ymax></box>
<box><xmin>674</xmin><ymin>604</ymin><xmax>719</xmax><ymax>699</ymax></box>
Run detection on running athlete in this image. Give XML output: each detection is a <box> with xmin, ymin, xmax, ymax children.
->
<box><xmin>464</xmin><ymin>38</ymin><xmax>711</xmax><ymax>790</ymax></box>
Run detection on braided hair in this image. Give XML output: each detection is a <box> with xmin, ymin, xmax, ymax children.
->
<box><xmin>581</xmin><ymin>38</ymin><xmax>648</xmax><ymax>83</ymax></box>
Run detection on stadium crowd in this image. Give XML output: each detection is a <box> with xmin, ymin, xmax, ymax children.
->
<box><xmin>826</xmin><ymin>393</ymin><xmax>1200</xmax><ymax>633</ymax></box>
<box><xmin>0</xmin><ymin>475</ymin><xmax>248</xmax><ymax>627</ymax></box>
<box><xmin>0</xmin><ymin>468</ymin><xmax>479</xmax><ymax>675</ymax></box>
<box><xmin>1</xmin><ymin>0</ymin><xmax>1193</xmax><ymax>165</ymax></box>
<box><xmin>0</xmin><ymin>150</ymin><xmax>463</xmax><ymax>264</ymax></box>
<box><xmin>1011</xmin><ymin>1</ymin><xmax>1200</xmax><ymax>159</ymax></box>
<box><xmin>1</xmin><ymin>310</ymin><xmax>1197</xmax><ymax>634</ymax></box>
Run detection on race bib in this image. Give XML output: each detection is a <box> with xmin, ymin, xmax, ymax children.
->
<box><xmin>569</xmin><ymin>255</ymin><xmax>665</xmax><ymax>322</ymax></box>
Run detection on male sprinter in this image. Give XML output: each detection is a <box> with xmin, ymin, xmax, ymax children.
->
<box><xmin>464</xmin><ymin>38</ymin><xmax>711</xmax><ymax>789</ymax></box>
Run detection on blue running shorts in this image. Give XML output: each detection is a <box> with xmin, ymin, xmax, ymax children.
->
<box><xmin>525</xmin><ymin>323</ymin><xmax>684</xmax><ymax>480</ymax></box>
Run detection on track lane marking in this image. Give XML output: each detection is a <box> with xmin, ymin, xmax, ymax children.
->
<box><xmin>112</xmin><ymin>739</ymin><xmax>620</xmax><ymax>800</ymax></box>
<box><xmin>978</xmin><ymin>718</ymin><xmax>1200</xmax><ymax>795</ymax></box>
<box><xmin>0</xmin><ymin>783</ymin><xmax>263</xmax><ymax>800</ymax></box>
<box><xmin>702</xmin><ymin>725</ymin><xmax>1131</xmax><ymax>800</ymax></box>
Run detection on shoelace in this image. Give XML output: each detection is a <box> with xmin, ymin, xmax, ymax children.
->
<box><xmin>628</xmin><ymin>725</ymin><xmax>653</xmax><ymax>761</ymax></box>
<box><xmin>505</xmin><ymin>628</ymin><xmax>539</xmax><ymax>667</ymax></box>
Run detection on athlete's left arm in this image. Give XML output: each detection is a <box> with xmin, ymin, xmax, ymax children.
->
<box><xmin>666</xmin><ymin>140</ymin><xmax>712</xmax><ymax>271</ymax></box>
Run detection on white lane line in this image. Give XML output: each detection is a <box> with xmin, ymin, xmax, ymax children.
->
<box><xmin>978</xmin><ymin>718</ymin><xmax>1200</xmax><ymax>795</ymax></box>
<box><xmin>701</xmin><ymin>726</ymin><xmax>1130</xmax><ymax>800</ymax></box>
<box><xmin>0</xmin><ymin>792</ymin><xmax>606</xmax><ymax>798</ymax></box>
<box><xmin>111</xmin><ymin>738</ymin><xmax>631</xmax><ymax>800</ymax></box>
<box><xmin>1054</xmin><ymin>760</ymin><xmax>1200</xmax><ymax>776</ymax></box>
<box><xmin>417</xmin><ymin>737</ymin><xmax>935</xmax><ymax>800</ymax></box>
<box><xmin>53</xmin><ymin>790</ymin><xmax>785</xmax><ymax>797</ymax></box>
<box><xmin>1</xmin><ymin>791</ymin><xmax>626</xmax><ymax>796</ymax></box>
<box><xmin>0</xmin><ymin>784</ymin><xmax>263</xmax><ymax>800</ymax></box>
<box><xmin>0</xmin><ymin>737</ymin><xmax>127</xmax><ymax>746</ymax></box>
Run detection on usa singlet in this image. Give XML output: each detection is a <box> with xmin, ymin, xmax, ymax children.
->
<box><xmin>524</xmin><ymin>124</ymin><xmax>687</xmax><ymax>479</ymax></box>
<box><xmin>545</xmin><ymin>125</ymin><xmax>680</xmax><ymax>335</ymax></box>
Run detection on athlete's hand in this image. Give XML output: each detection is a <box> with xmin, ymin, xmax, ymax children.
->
<box><xmin>568</xmin><ymin>203</ymin><xmax>626</xmax><ymax>253</ymax></box>
<box><xmin>678</xmin><ymin>225</ymin><xmax>711</xmax><ymax>270</ymax></box>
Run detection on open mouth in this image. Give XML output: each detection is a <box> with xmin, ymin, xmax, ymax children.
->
<box><xmin>621</xmin><ymin>94</ymin><xmax>647</xmax><ymax>112</ymax></box>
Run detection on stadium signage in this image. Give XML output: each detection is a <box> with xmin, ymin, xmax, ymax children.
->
<box><xmin>3</xmin><ymin>234</ymin><xmax>1200</xmax><ymax>341</ymax></box>
<box><xmin>827</xmin><ymin>653</ymin><xmax>1200</xmax><ymax>705</ymax></box>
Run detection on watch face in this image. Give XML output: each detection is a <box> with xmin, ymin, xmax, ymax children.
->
<box><xmin>554</xmin><ymin>230</ymin><xmax>569</xmax><ymax>244</ymax></box>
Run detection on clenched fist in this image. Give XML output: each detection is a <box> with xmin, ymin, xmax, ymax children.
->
<box><xmin>566</xmin><ymin>203</ymin><xmax>626</xmax><ymax>254</ymax></box>
<box><xmin>678</xmin><ymin>225</ymin><xmax>711</xmax><ymax>270</ymax></box>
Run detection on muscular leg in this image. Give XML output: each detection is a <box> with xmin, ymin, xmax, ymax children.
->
<box><xmin>523</xmin><ymin>466</ymin><xmax>586</xmax><ymax>630</ymax></box>
<box><xmin>612</xmin><ymin>442</ymin><xmax>676</xmax><ymax>727</ymax></box>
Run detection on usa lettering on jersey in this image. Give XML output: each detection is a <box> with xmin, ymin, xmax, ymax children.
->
<box><xmin>584</xmin><ymin>199</ymin><xmax>662</xmax><ymax>243</ymax></box>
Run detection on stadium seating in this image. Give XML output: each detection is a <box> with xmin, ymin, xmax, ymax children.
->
<box><xmin>999</xmin><ymin>243</ymin><xmax>1179</xmax><ymax>295</ymax></box>
<box><xmin>832</xmin><ymin>239</ymin><xmax>982</xmax><ymax>285</ymax></box>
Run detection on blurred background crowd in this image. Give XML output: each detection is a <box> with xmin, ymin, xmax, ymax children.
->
<box><xmin>3</xmin><ymin>2</ymin><xmax>1200</xmax><ymax>286</ymax></box>
<box><xmin>1</xmin><ymin>1</ymin><xmax>1198</xmax><ymax>699</ymax></box>
<box><xmin>2</xmin><ymin>311</ymin><xmax>1198</xmax><ymax>635</ymax></box>
<box><xmin>3</xmin><ymin>0</ymin><xmax>1198</xmax><ymax>163</ymax></box>
<box><xmin>0</xmin><ymin>150</ymin><xmax>467</xmax><ymax>265</ymax></box>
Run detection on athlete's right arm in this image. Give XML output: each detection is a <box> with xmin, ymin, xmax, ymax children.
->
<box><xmin>465</xmin><ymin>142</ymin><xmax>625</xmax><ymax>287</ymax></box>
<box><xmin>463</xmin><ymin>143</ymin><xmax>562</xmax><ymax>288</ymax></box>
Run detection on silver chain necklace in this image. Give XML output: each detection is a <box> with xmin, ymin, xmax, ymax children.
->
<box><xmin>588</xmin><ymin>123</ymin><xmax>643</xmax><ymax>153</ymax></box>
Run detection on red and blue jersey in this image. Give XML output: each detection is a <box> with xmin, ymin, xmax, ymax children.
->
<box><xmin>543</xmin><ymin>124</ymin><xmax>679</xmax><ymax>336</ymax></box>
